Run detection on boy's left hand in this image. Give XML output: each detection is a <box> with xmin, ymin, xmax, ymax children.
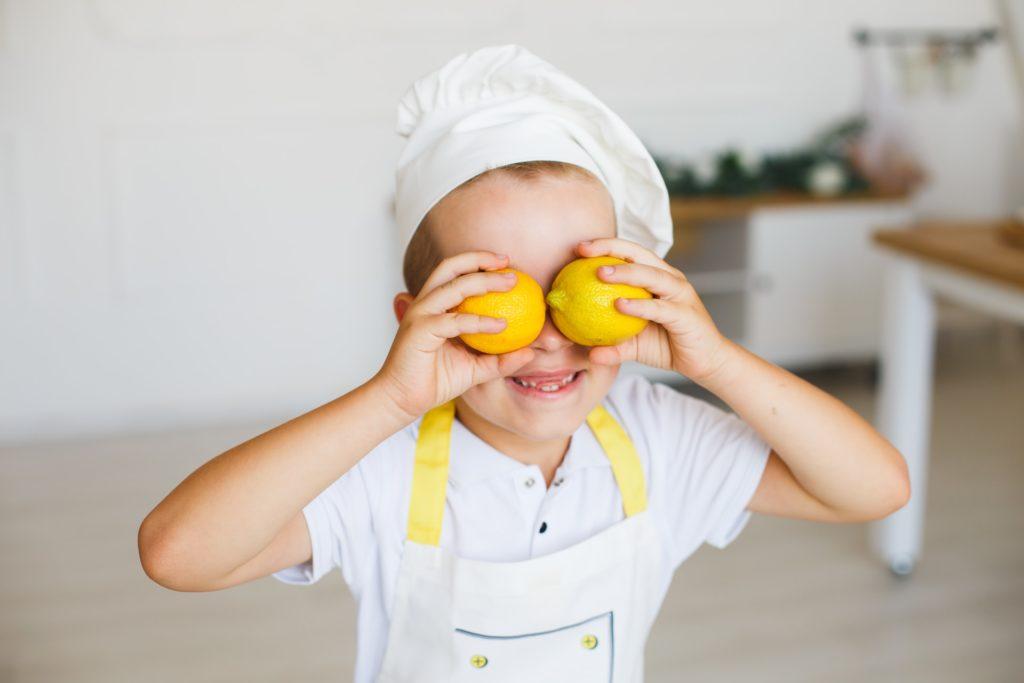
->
<box><xmin>576</xmin><ymin>238</ymin><xmax>731</xmax><ymax>385</ymax></box>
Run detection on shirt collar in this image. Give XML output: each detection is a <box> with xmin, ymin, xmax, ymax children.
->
<box><xmin>446</xmin><ymin>414</ymin><xmax>611</xmax><ymax>487</ymax></box>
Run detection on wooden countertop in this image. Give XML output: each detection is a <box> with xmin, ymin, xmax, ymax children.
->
<box><xmin>873</xmin><ymin>221</ymin><xmax>1024</xmax><ymax>289</ymax></box>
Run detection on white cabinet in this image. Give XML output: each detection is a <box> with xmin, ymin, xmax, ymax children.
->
<box><xmin>744</xmin><ymin>202</ymin><xmax>914</xmax><ymax>367</ymax></box>
<box><xmin>651</xmin><ymin>199</ymin><xmax>914</xmax><ymax>379</ymax></box>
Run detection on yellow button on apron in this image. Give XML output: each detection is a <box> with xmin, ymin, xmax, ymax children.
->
<box><xmin>581</xmin><ymin>634</ymin><xmax>599</xmax><ymax>650</ymax></box>
<box><xmin>470</xmin><ymin>655</ymin><xmax>488</xmax><ymax>668</ymax></box>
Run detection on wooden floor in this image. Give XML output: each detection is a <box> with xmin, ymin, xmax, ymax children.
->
<box><xmin>2</xmin><ymin>330</ymin><xmax>1022</xmax><ymax>682</ymax></box>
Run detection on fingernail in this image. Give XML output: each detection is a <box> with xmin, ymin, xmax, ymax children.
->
<box><xmin>598</xmin><ymin>265</ymin><xmax>614</xmax><ymax>276</ymax></box>
<box><xmin>502</xmin><ymin>272</ymin><xmax>517</xmax><ymax>279</ymax></box>
<box><xmin>495</xmin><ymin>253</ymin><xmax>508</xmax><ymax>260</ymax></box>
<box><xmin>579</xmin><ymin>240</ymin><xmax>592</xmax><ymax>246</ymax></box>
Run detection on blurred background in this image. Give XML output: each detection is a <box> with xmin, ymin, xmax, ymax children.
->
<box><xmin>2</xmin><ymin>1</ymin><xmax>1023</xmax><ymax>681</ymax></box>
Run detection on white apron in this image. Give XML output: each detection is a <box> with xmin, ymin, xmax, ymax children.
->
<box><xmin>376</xmin><ymin>401</ymin><xmax>670</xmax><ymax>682</ymax></box>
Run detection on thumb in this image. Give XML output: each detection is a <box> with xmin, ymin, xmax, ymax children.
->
<box><xmin>467</xmin><ymin>347</ymin><xmax>535</xmax><ymax>386</ymax></box>
<box><xmin>588</xmin><ymin>337</ymin><xmax>637</xmax><ymax>366</ymax></box>
<box><xmin>495</xmin><ymin>347</ymin><xmax>536</xmax><ymax>377</ymax></box>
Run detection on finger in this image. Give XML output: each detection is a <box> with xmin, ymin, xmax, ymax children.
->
<box><xmin>575</xmin><ymin>238</ymin><xmax>669</xmax><ymax>270</ymax></box>
<box><xmin>419</xmin><ymin>251</ymin><xmax>510</xmax><ymax>298</ymax></box>
<box><xmin>421</xmin><ymin>312</ymin><xmax>507</xmax><ymax>344</ymax></box>
<box><xmin>411</xmin><ymin>315</ymin><xmax>500</xmax><ymax>353</ymax></box>
<box><xmin>414</xmin><ymin>270</ymin><xmax>517</xmax><ymax>316</ymax></box>
<box><xmin>614</xmin><ymin>296</ymin><xmax>681</xmax><ymax>327</ymax></box>
<box><xmin>596</xmin><ymin>262</ymin><xmax>686</xmax><ymax>300</ymax></box>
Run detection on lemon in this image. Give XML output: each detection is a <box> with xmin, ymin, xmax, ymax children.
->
<box><xmin>545</xmin><ymin>256</ymin><xmax>652</xmax><ymax>346</ymax></box>
<box><xmin>455</xmin><ymin>269</ymin><xmax>546</xmax><ymax>354</ymax></box>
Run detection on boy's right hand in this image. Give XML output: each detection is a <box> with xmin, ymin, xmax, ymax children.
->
<box><xmin>374</xmin><ymin>251</ymin><xmax>536</xmax><ymax>422</ymax></box>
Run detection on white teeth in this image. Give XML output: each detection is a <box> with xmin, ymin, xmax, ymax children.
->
<box><xmin>512</xmin><ymin>371</ymin><xmax>579</xmax><ymax>391</ymax></box>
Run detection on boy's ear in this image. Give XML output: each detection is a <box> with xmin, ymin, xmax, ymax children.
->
<box><xmin>393</xmin><ymin>292</ymin><xmax>414</xmax><ymax>323</ymax></box>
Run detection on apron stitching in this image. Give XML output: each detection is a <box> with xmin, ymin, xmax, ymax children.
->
<box><xmin>454</xmin><ymin>610</ymin><xmax>611</xmax><ymax>639</ymax></box>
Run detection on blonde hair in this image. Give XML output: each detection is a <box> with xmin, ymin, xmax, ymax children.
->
<box><xmin>402</xmin><ymin>160</ymin><xmax>601</xmax><ymax>295</ymax></box>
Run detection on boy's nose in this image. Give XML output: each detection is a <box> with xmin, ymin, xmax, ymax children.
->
<box><xmin>530</xmin><ymin>315</ymin><xmax>574</xmax><ymax>353</ymax></box>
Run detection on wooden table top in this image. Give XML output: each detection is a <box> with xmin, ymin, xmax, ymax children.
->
<box><xmin>873</xmin><ymin>221</ymin><xmax>1024</xmax><ymax>289</ymax></box>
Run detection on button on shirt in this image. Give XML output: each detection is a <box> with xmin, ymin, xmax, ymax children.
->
<box><xmin>273</xmin><ymin>373</ymin><xmax>771</xmax><ymax>683</ymax></box>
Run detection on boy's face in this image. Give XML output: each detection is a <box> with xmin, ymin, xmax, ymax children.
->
<box><xmin>424</xmin><ymin>170</ymin><xmax>618</xmax><ymax>442</ymax></box>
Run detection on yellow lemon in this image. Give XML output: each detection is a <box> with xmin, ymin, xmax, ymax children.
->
<box><xmin>455</xmin><ymin>269</ymin><xmax>546</xmax><ymax>354</ymax></box>
<box><xmin>545</xmin><ymin>256</ymin><xmax>652</xmax><ymax>346</ymax></box>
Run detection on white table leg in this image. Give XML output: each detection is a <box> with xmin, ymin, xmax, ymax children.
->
<box><xmin>870</xmin><ymin>258</ymin><xmax>937</xmax><ymax>576</ymax></box>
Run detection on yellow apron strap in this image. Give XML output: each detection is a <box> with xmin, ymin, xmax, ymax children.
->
<box><xmin>586</xmin><ymin>404</ymin><xmax>648</xmax><ymax>517</ymax></box>
<box><xmin>407</xmin><ymin>401</ymin><xmax>647</xmax><ymax>544</ymax></box>
<box><xmin>406</xmin><ymin>401</ymin><xmax>455</xmax><ymax>546</ymax></box>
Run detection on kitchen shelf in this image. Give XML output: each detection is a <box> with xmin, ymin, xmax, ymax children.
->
<box><xmin>670</xmin><ymin>190</ymin><xmax>910</xmax><ymax>225</ymax></box>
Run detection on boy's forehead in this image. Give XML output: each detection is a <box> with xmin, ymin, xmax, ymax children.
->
<box><xmin>432</xmin><ymin>173</ymin><xmax>615</xmax><ymax>284</ymax></box>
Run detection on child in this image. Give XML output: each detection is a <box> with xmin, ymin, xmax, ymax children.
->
<box><xmin>138</xmin><ymin>45</ymin><xmax>909</xmax><ymax>682</ymax></box>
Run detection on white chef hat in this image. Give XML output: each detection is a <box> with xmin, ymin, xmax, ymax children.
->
<box><xmin>394</xmin><ymin>44</ymin><xmax>673</xmax><ymax>257</ymax></box>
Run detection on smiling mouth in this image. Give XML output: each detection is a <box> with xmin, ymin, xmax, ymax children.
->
<box><xmin>506</xmin><ymin>370</ymin><xmax>584</xmax><ymax>397</ymax></box>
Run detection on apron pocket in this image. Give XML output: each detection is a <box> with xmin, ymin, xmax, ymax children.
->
<box><xmin>452</xmin><ymin>611</ymin><xmax>613</xmax><ymax>682</ymax></box>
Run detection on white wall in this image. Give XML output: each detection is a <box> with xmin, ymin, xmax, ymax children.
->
<box><xmin>1</xmin><ymin>0</ymin><xmax>1018</xmax><ymax>441</ymax></box>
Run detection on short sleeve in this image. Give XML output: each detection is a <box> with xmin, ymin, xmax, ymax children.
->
<box><xmin>272</xmin><ymin>461</ymin><xmax>375</xmax><ymax>591</ymax></box>
<box><xmin>619</xmin><ymin>376</ymin><xmax>770</xmax><ymax>567</ymax></box>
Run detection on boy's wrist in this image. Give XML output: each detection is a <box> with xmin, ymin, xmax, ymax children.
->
<box><xmin>689</xmin><ymin>338</ymin><xmax>746</xmax><ymax>394</ymax></box>
<box><xmin>365</xmin><ymin>373</ymin><xmax>421</xmax><ymax>429</ymax></box>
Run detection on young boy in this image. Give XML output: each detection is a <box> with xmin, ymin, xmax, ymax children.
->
<box><xmin>138</xmin><ymin>45</ymin><xmax>909</xmax><ymax>682</ymax></box>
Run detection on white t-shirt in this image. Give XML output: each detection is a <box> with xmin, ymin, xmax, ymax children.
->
<box><xmin>273</xmin><ymin>373</ymin><xmax>771</xmax><ymax>682</ymax></box>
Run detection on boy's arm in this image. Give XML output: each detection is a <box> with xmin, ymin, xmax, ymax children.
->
<box><xmin>577</xmin><ymin>237</ymin><xmax>910</xmax><ymax>523</ymax></box>
<box><xmin>698</xmin><ymin>340</ymin><xmax>909</xmax><ymax>522</ymax></box>
<box><xmin>138</xmin><ymin>380</ymin><xmax>409</xmax><ymax>592</ymax></box>
<box><xmin>138</xmin><ymin>251</ymin><xmax>534</xmax><ymax>591</ymax></box>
